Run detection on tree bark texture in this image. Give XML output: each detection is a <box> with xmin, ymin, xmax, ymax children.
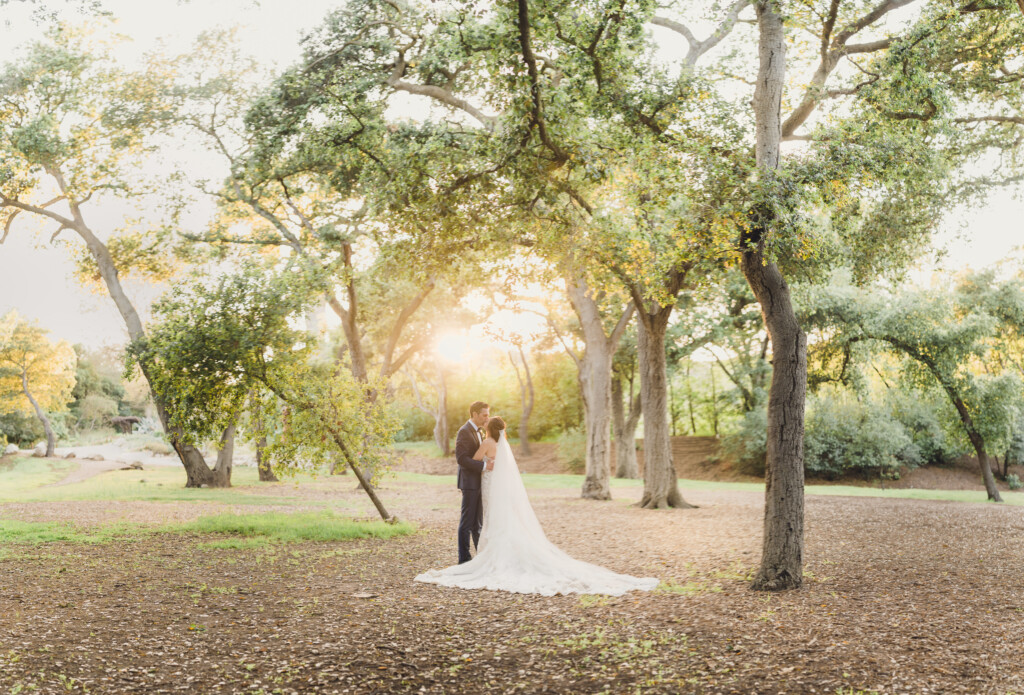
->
<box><xmin>21</xmin><ymin>371</ymin><xmax>56</xmax><ymax>457</ymax></box>
<box><xmin>567</xmin><ymin>278</ymin><xmax>618</xmax><ymax>501</ymax></box>
<box><xmin>744</xmin><ymin>1</ymin><xmax>806</xmax><ymax>591</ymax></box>
<box><xmin>636</xmin><ymin>315</ymin><xmax>694</xmax><ymax>509</ymax></box>
<box><xmin>612</xmin><ymin>375</ymin><xmax>641</xmax><ymax>479</ymax></box>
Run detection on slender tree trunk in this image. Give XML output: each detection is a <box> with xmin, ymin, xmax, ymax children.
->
<box><xmin>685</xmin><ymin>360</ymin><xmax>698</xmax><ymax>435</ymax></box>
<box><xmin>21</xmin><ymin>371</ymin><xmax>56</xmax><ymax>457</ymax></box>
<box><xmin>510</xmin><ymin>345</ymin><xmax>535</xmax><ymax>456</ymax></box>
<box><xmin>710</xmin><ymin>366</ymin><xmax>719</xmax><ymax>436</ymax></box>
<box><xmin>250</xmin><ymin>392</ymin><xmax>278</xmax><ymax>482</ymax></box>
<box><xmin>745</xmin><ymin>1</ymin><xmax>805</xmax><ymax>591</ymax></box>
<box><xmin>434</xmin><ymin>364</ymin><xmax>450</xmax><ymax>456</ymax></box>
<box><xmin>59</xmin><ymin>190</ymin><xmax>222</xmax><ymax>486</ymax></box>
<box><xmin>636</xmin><ymin>313</ymin><xmax>694</xmax><ymax>509</ymax></box>
<box><xmin>612</xmin><ymin>375</ymin><xmax>641</xmax><ymax>479</ymax></box>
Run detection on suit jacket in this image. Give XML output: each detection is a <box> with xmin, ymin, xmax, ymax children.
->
<box><xmin>455</xmin><ymin>421</ymin><xmax>485</xmax><ymax>490</ymax></box>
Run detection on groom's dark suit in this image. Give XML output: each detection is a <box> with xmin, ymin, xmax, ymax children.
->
<box><xmin>455</xmin><ymin>420</ymin><xmax>486</xmax><ymax>564</ymax></box>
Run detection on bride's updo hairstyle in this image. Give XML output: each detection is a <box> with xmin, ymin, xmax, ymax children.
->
<box><xmin>487</xmin><ymin>416</ymin><xmax>506</xmax><ymax>442</ymax></box>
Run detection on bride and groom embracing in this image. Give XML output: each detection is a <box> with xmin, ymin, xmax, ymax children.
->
<box><xmin>415</xmin><ymin>401</ymin><xmax>658</xmax><ymax>596</ymax></box>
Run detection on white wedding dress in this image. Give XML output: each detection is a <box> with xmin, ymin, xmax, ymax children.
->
<box><xmin>415</xmin><ymin>433</ymin><xmax>659</xmax><ymax>596</ymax></box>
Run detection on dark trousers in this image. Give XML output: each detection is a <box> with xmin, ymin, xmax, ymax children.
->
<box><xmin>458</xmin><ymin>487</ymin><xmax>483</xmax><ymax>564</ymax></box>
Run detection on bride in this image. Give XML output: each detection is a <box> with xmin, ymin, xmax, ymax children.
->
<box><xmin>415</xmin><ymin>416</ymin><xmax>659</xmax><ymax>596</ymax></box>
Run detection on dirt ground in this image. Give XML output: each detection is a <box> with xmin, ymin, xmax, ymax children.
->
<box><xmin>2</xmin><ymin>470</ymin><xmax>1024</xmax><ymax>694</ymax></box>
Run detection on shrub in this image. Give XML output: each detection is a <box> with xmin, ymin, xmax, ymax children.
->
<box><xmin>1007</xmin><ymin>474</ymin><xmax>1022</xmax><ymax>491</ymax></box>
<box><xmin>722</xmin><ymin>408</ymin><xmax>768</xmax><ymax>476</ymax></box>
<box><xmin>804</xmin><ymin>394</ymin><xmax>918</xmax><ymax>479</ymax></box>
<box><xmin>884</xmin><ymin>388</ymin><xmax>966</xmax><ymax>466</ymax></box>
<box><xmin>0</xmin><ymin>411</ymin><xmax>44</xmax><ymax>447</ymax></box>
<box><xmin>555</xmin><ymin>427</ymin><xmax>587</xmax><ymax>474</ymax></box>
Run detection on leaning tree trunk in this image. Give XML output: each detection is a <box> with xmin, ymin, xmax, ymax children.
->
<box><xmin>612</xmin><ymin>375</ymin><xmax>641</xmax><ymax>479</ymax></box>
<box><xmin>636</xmin><ymin>313</ymin><xmax>694</xmax><ymax>509</ymax></box>
<box><xmin>60</xmin><ymin>194</ymin><xmax>223</xmax><ymax>487</ymax></box>
<box><xmin>744</xmin><ymin>0</ymin><xmax>804</xmax><ymax>591</ymax></box>
<box><xmin>949</xmin><ymin>396</ymin><xmax>1002</xmax><ymax>502</ymax></box>
<box><xmin>21</xmin><ymin>372</ymin><xmax>56</xmax><ymax>457</ymax></box>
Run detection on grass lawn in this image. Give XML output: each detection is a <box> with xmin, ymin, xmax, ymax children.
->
<box><xmin>391</xmin><ymin>470</ymin><xmax>1024</xmax><ymax>505</ymax></box>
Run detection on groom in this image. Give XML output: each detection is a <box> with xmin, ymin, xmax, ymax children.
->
<box><xmin>455</xmin><ymin>401</ymin><xmax>494</xmax><ymax>563</ymax></box>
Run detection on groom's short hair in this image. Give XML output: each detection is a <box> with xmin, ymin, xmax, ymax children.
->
<box><xmin>470</xmin><ymin>401</ymin><xmax>489</xmax><ymax>416</ymax></box>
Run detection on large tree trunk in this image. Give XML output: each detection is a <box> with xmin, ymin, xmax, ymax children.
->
<box><xmin>744</xmin><ymin>0</ymin><xmax>804</xmax><ymax>591</ymax></box>
<box><xmin>577</xmin><ymin>346</ymin><xmax>614</xmax><ymax>499</ymax></box>
<box><xmin>566</xmin><ymin>277</ymin><xmax>625</xmax><ymax>501</ymax></box>
<box><xmin>60</xmin><ymin>191</ymin><xmax>224</xmax><ymax>487</ymax></box>
<box><xmin>21</xmin><ymin>372</ymin><xmax>56</xmax><ymax>457</ymax></box>
<box><xmin>612</xmin><ymin>375</ymin><xmax>641</xmax><ymax>479</ymax></box>
<box><xmin>636</xmin><ymin>313</ymin><xmax>694</xmax><ymax>509</ymax></box>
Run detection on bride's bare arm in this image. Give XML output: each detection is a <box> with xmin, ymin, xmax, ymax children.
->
<box><xmin>474</xmin><ymin>440</ymin><xmax>497</xmax><ymax>460</ymax></box>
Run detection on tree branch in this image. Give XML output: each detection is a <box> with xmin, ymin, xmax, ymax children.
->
<box><xmin>380</xmin><ymin>277</ymin><xmax>436</xmax><ymax>379</ymax></box>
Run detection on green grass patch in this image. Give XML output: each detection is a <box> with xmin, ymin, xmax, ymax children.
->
<box><xmin>0</xmin><ymin>456</ymin><xmax>76</xmax><ymax>496</ymax></box>
<box><xmin>173</xmin><ymin>511</ymin><xmax>415</xmax><ymax>544</ymax></box>
<box><xmin>391</xmin><ymin>471</ymin><xmax>1024</xmax><ymax>505</ymax></box>
<box><xmin>0</xmin><ymin>519</ymin><xmax>139</xmax><ymax>545</ymax></box>
<box><xmin>0</xmin><ymin>461</ymin><xmax>333</xmax><ymax>508</ymax></box>
<box><xmin>0</xmin><ymin>511</ymin><xmax>413</xmax><ymax>548</ymax></box>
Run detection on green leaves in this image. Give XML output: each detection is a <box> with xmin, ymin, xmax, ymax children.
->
<box><xmin>133</xmin><ymin>265</ymin><xmax>399</xmax><ymax>480</ymax></box>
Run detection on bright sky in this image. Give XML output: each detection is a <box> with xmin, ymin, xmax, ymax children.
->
<box><xmin>0</xmin><ymin>0</ymin><xmax>1021</xmax><ymax>352</ymax></box>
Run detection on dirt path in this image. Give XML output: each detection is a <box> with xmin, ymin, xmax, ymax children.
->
<box><xmin>2</xmin><ymin>476</ymin><xmax>1023</xmax><ymax>693</ymax></box>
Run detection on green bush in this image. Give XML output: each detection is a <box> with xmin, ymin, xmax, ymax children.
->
<box><xmin>884</xmin><ymin>388</ymin><xmax>966</xmax><ymax>466</ymax></box>
<box><xmin>555</xmin><ymin>427</ymin><xmax>587</xmax><ymax>474</ymax></box>
<box><xmin>1007</xmin><ymin>474</ymin><xmax>1022</xmax><ymax>491</ymax></box>
<box><xmin>722</xmin><ymin>408</ymin><xmax>769</xmax><ymax>476</ymax></box>
<box><xmin>722</xmin><ymin>390</ymin><xmax>928</xmax><ymax>479</ymax></box>
<box><xmin>0</xmin><ymin>411</ymin><xmax>44</xmax><ymax>447</ymax></box>
<box><xmin>804</xmin><ymin>394</ymin><xmax>918</xmax><ymax>479</ymax></box>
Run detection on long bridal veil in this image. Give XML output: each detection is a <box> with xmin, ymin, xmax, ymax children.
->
<box><xmin>415</xmin><ymin>433</ymin><xmax>659</xmax><ymax>596</ymax></box>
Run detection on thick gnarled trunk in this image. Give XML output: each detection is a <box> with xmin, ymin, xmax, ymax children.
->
<box><xmin>612</xmin><ymin>375</ymin><xmax>641</xmax><ymax>478</ymax></box>
<box><xmin>745</xmin><ymin>0</ymin><xmax>804</xmax><ymax>592</ymax></box>
<box><xmin>636</xmin><ymin>314</ymin><xmax>693</xmax><ymax>509</ymax></box>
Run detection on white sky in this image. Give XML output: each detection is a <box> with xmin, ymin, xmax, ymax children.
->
<box><xmin>0</xmin><ymin>0</ymin><xmax>1021</xmax><ymax>350</ymax></box>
